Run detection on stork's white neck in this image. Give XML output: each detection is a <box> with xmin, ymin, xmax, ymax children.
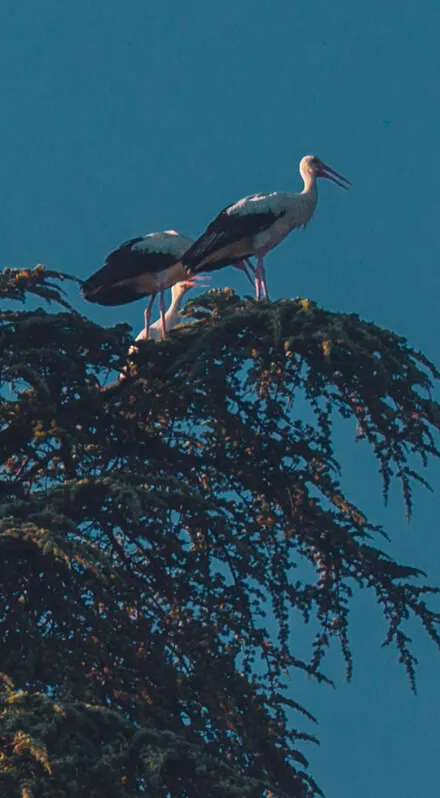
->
<box><xmin>134</xmin><ymin>284</ymin><xmax>190</xmax><ymax>342</ymax></box>
<box><xmin>165</xmin><ymin>286</ymin><xmax>189</xmax><ymax>328</ymax></box>
<box><xmin>301</xmin><ymin>169</ymin><xmax>318</xmax><ymax>197</ymax></box>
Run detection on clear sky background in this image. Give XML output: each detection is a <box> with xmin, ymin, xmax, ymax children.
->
<box><xmin>1</xmin><ymin>2</ymin><xmax>440</xmax><ymax>795</ymax></box>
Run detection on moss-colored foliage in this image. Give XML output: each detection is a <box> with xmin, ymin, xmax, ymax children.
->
<box><xmin>1</xmin><ymin>266</ymin><xmax>440</xmax><ymax>796</ymax></box>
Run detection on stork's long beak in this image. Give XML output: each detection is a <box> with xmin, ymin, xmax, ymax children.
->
<box><xmin>319</xmin><ymin>163</ymin><xmax>351</xmax><ymax>189</ymax></box>
<box><xmin>185</xmin><ymin>274</ymin><xmax>210</xmax><ymax>289</ymax></box>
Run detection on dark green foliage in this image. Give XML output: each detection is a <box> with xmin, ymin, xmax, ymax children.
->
<box><xmin>1</xmin><ymin>266</ymin><xmax>439</xmax><ymax>796</ymax></box>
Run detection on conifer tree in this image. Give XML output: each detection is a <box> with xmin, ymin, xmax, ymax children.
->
<box><xmin>1</xmin><ymin>265</ymin><xmax>439</xmax><ymax>797</ymax></box>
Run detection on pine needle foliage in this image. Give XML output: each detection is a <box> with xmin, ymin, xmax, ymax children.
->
<box><xmin>1</xmin><ymin>266</ymin><xmax>440</xmax><ymax>797</ymax></box>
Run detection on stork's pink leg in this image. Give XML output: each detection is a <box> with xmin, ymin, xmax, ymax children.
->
<box><xmin>234</xmin><ymin>258</ymin><xmax>256</xmax><ymax>288</ymax></box>
<box><xmin>255</xmin><ymin>274</ymin><xmax>261</xmax><ymax>300</ymax></box>
<box><xmin>235</xmin><ymin>261</ymin><xmax>253</xmax><ymax>287</ymax></box>
<box><xmin>255</xmin><ymin>255</ymin><xmax>269</xmax><ymax>301</ymax></box>
<box><xmin>159</xmin><ymin>287</ymin><xmax>166</xmax><ymax>339</ymax></box>
<box><xmin>144</xmin><ymin>293</ymin><xmax>156</xmax><ymax>339</ymax></box>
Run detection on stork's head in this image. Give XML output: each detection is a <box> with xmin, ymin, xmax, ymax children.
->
<box><xmin>300</xmin><ymin>155</ymin><xmax>351</xmax><ymax>189</ymax></box>
<box><xmin>171</xmin><ymin>275</ymin><xmax>208</xmax><ymax>300</ymax></box>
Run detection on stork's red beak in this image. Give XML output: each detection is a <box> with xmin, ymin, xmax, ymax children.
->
<box><xmin>319</xmin><ymin>162</ymin><xmax>351</xmax><ymax>189</ymax></box>
<box><xmin>185</xmin><ymin>274</ymin><xmax>210</xmax><ymax>289</ymax></box>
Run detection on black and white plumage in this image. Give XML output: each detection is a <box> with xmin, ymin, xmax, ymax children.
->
<box><xmin>82</xmin><ymin>230</ymin><xmax>194</xmax><ymax>339</ymax></box>
<box><xmin>182</xmin><ymin>155</ymin><xmax>351</xmax><ymax>299</ymax></box>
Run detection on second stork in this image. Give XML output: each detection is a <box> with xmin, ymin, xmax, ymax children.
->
<box><xmin>82</xmin><ymin>230</ymin><xmax>194</xmax><ymax>339</ymax></box>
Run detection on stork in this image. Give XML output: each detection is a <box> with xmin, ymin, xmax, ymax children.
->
<box><xmin>82</xmin><ymin>230</ymin><xmax>253</xmax><ymax>338</ymax></box>
<box><xmin>119</xmin><ymin>277</ymin><xmax>203</xmax><ymax>379</ymax></box>
<box><xmin>132</xmin><ymin>276</ymin><xmax>203</xmax><ymax>343</ymax></box>
<box><xmin>182</xmin><ymin>155</ymin><xmax>351</xmax><ymax>299</ymax></box>
<box><xmin>82</xmin><ymin>231</ymin><xmax>196</xmax><ymax>339</ymax></box>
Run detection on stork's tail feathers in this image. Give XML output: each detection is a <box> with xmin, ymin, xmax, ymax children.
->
<box><xmin>81</xmin><ymin>277</ymin><xmax>100</xmax><ymax>302</ymax></box>
<box><xmin>81</xmin><ymin>269</ymin><xmax>109</xmax><ymax>301</ymax></box>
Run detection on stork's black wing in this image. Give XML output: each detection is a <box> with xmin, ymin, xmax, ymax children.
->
<box><xmin>182</xmin><ymin>198</ymin><xmax>285</xmax><ymax>274</ymax></box>
<box><xmin>82</xmin><ymin>237</ymin><xmax>178</xmax><ymax>303</ymax></box>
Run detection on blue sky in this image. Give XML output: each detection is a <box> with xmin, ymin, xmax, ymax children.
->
<box><xmin>1</xmin><ymin>2</ymin><xmax>440</xmax><ymax>795</ymax></box>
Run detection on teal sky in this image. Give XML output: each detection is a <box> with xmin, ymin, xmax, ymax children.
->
<box><xmin>2</xmin><ymin>2</ymin><xmax>440</xmax><ymax>795</ymax></box>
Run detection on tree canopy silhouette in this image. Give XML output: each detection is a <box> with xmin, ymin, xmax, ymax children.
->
<box><xmin>1</xmin><ymin>265</ymin><xmax>439</xmax><ymax>797</ymax></box>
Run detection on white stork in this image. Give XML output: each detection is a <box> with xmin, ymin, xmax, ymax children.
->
<box><xmin>132</xmin><ymin>276</ymin><xmax>203</xmax><ymax>343</ymax></box>
<box><xmin>182</xmin><ymin>155</ymin><xmax>351</xmax><ymax>299</ymax></box>
<box><xmin>82</xmin><ymin>230</ymin><xmax>253</xmax><ymax>338</ymax></box>
<box><xmin>119</xmin><ymin>277</ymin><xmax>203</xmax><ymax>379</ymax></box>
<box><xmin>82</xmin><ymin>231</ymin><xmax>196</xmax><ymax>339</ymax></box>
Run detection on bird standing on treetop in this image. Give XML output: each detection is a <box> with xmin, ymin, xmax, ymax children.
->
<box><xmin>82</xmin><ymin>230</ymin><xmax>196</xmax><ymax>340</ymax></box>
<box><xmin>132</xmin><ymin>276</ymin><xmax>204</xmax><ymax>343</ymax></box>
<box><xmin>82</xmin><ymin>230</ymin><xmax>253</xmax><ymax>339</ymax></box>
<box><xmin>119</xmin><ymin>276</ymin><xmax>204</xmax><ymax>380</ymax></box>
<box><xmin>182</xmin><ymin>155</ymin><xmax>351</xmax><ymax>300</ymax></box>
